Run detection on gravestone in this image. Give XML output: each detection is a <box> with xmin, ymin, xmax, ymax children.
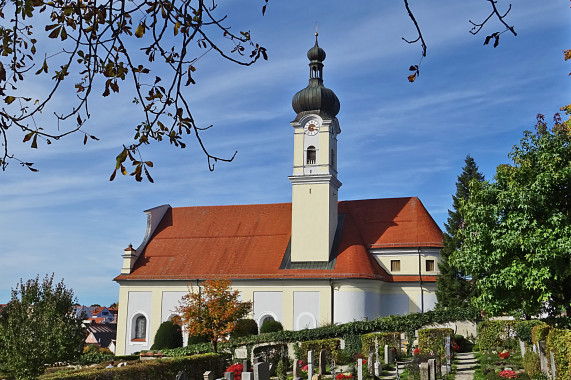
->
<box><xmin>427</xmin><ymin>359</ymin><xmax>436</xmax><ymax>380</ymax></box>
<box><xmin>519</xmin><ymin>340</ymin><xmax>526</xmax><ymax>357</ymax></box>
<box><xmin>307</xmin><ymin>350</ymin><xmax>314</xmax><ymax>380</ymax></box>
<box><xmin>550</xmin><ymin>352</ymin><xmax>556</xmax><ymax>380</ymax></box>
<box><xmin>236</xmin><ymin>348</ymin><xmax>248</xmax><ymax>360</ymax></box>
<box><xmin>293</xmin><ymin>359</ymin><xmax>302</xmax><ymax>380</ymax></box>
<box><xmin>225</xmin><ymin>372</ymin><xmax>234</xmax><ymax>380</ymax></box>
<box><xmin>539</xmin><ymin>341</ymin><xmax>549</xmax><ymax>374</ymax></box>
<box><xmin>445</xmin><ymin>336</ymin><xmax>451</xmax><ymax>373</ymax></box>
<box><xmin>367</xmin><ymin>353</ymin><xmax>374</xmax><ymax>375</ymax></box>
<box><xmin>374</xmin><ymin>361</ymin><xmax>380</xmax><ymax>377</ymax></box>
<box><xmin>176</xmin><ymin>371</ymin><xmax>187</xmax><ymax>380</ymax></box>
<box><xmin>319</xmin><ymin>350</ymin><xmax>326</xmax><ymax>375</ymax></box>
<box><xmin>242</xmin><ymin>373</ymin><xmax>254</xmax><ymax>380</ymax></box>
<box><xmin>420</xmin><ymin>362</ymin><xmax>429</xmax><ymax>380</ymax></box>
<box><xmin>254</xmin><ymin>362</ymin><xmax>270</xmax><ymax>380</ymax></box>
<box><xmin>243</xmin><ymin>360</ymin><xmax>249</xmax><ymax>372</ymax></box>
<box><xmin>357</xmin><ymin>358</ymin><xmax>363</xmax><ymax>380</ymax></box>
<box><xmin>204</xmin><ymin>371</ymin><xmax>215</xmax><ymax>380</ymax></box>
<box><xmin>311</xmin><ymin>375</ymin><xmax>321</xmax><ymax>380</ymax></box>
<box><xmin>330</xmin><ymin>357</ymin><xmax>336</xmax><ymax>380</ymax></box>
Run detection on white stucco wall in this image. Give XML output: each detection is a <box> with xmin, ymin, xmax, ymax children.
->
<box><xmin>125</xmin><ymin>291</ymin><xmax>152</xmax><ymax>354</ymax></box>
<box><xmin>253</xmin><ymin>291</ymin><xmax>283</xmax><ymax>327</ymax></box>
<box><xmin>293</xmin><ymin>291</ymin><xmax>320</xmax><ymax>330</ymax></box>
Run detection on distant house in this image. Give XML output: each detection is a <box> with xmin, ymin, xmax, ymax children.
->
<box><xmin>73</xmin><ymin>305</ymin><xmax>93</xmax><ymax>320</ymax></box>
<box><xmin>85</xmin><ymin>323</ymin><xmax>117</xmax><ymax>351</ymax></box>
<box><xmin>88</xmin><ymin>306</ymin><xmax>115</xmax><ymax>324</ymax></box>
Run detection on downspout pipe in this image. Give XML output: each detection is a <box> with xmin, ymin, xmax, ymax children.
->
<box><xmin>418</xmin><ymin>249</ymin><xmax>424</xmax><ymax>313</ymax></box>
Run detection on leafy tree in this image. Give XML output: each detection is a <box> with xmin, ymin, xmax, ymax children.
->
<box><xmin>0</xmin><ymin>0</ymin><xmax>518</xmax><ymax>178</ymax></box>
<box><xmin>451</xmin><ymin>113</ymin><xmax>571</xmax><ymax>317</ymax></box>
<box><xmin>436</xmin><ymin>155</ymin><xmax>484</xmax><ymax>308</ymax></box>
<box><xmin>151</xmin><ymin>320</ymin><xmax>183</xmax><ymax>350</ymax></box>
<box><xmin>0</xmin><ymin>274</ymin><xmax>85</xmax><ymax>379</ymax></box>
<box><xmin>177</xmin><ymin>278</ymin><xmax>251</xmax><ymax>352</ymax></box>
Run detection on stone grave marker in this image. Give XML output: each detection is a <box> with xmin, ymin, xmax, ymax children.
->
<box><xmin>374</xmin><ymin>361</ymin><xmax>380</xmax><ymax>377</ymax></box>
<box><xmin>358</xmin><ymin>358</ymin><xmax>363</xmax><ymax>380</ymax></box>
<box><xmin>550</xmin><ymin>352</ymin><xmax>556</xmax><ymax>380</ymax></box>
<box><xmin>307</xmin><ymin>350</ymin><xmax>314</xmax><ymax>380</ymax></box>
<box><xmin>254</xmin><ymin>362</ymin><xmax>270</xmax><ymax>380</ymax></box>
<box><xmin>235</xmin><ymin>348</ymin><xmax>248</xmax><ymax>360</ymax></box>
<box><xmin>367</xmin><ymin>353</ymin><xmax>374</xmax><ymax>375</ymax></box>
<box><xmin>242</xmin><ymin>373</ymin><xmax>254</xmax><ymax>380</ymax></box>
<box><xmin>293</xmin><ymin>359</ymin><xmax>302</xmax><ymax>380</ymax></box>
<box><xmin>243</xmin><ymin>360</ymin><xmax>249</xmax><ymax>372</ymax></box>
<box><xmin>420</xmin><ymin>362</ymin><xmax>429</xmax><ymax>380</ymax></box>
<box><xmin>225</xmin><ymin>372</ymin><xmax>234</xmax><ymax>380</ymax></box>
<box><xmin>204</xmin><ymin>371</ymin><xmax>215</xmax><ymax>380</ymax></box>
<box><xmin>427</xmin><ymin>359</ymin><xmax>436</xmax><ymax>380</ymax></box>
<box><xmin>319</xmin><ymin>350</ymin><xmax>326</xmax><ymax>375</ymax></box>
<box><xmin>519</xmin><ymin>340</ymin><xmax>526</xmax><ymax>357</ymax></box>
<box><xmin>445</xmin><ymin>336</ymin><xmax>451</xmax><ymax>373</ymax></box>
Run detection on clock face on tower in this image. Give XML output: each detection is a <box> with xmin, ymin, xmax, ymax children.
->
<box><xmin>304</xmin><ymin>119</ymin><xmax>321</xmax><ymax>136</ymax></box>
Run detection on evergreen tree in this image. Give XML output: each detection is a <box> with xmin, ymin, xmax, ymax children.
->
<box><xmin>436</xmin><ymin>155</ymin><xmax>484</xmax><ymax>308</ymax></box>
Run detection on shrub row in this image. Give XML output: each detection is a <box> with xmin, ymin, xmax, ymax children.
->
<box><xmin>478</xmin><ymin>320</ymin><xmax>518</xmax><ymax>351</ymax></box>
<box><xmin>298</xmin><ymin>338</ymin><xmax>341</xmax><ymax>361</ymax></box>
<box><xmin>417</xmin><ymin>328</ymin><xmax>454</xmax><ymax>363</ymax></box>
<box><xmin>41</xmin><ymin>353</ymin><xmax>225</xmax><ymax>380</ymax></box>
<box><xmin>361</xmin><ymin>332</ymin><xmax>400</xmax><ymax>357</ymax></box>
<box><xmin>162</xmin><ymin>307</ymin><xmax>480</xmax><ymax>357</ymax></box>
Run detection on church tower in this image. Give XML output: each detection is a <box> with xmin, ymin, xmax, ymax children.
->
<box><xmin>289</xmin><ymin>35</ymin><xmax>341</xmax><ymax>263</ymax></box>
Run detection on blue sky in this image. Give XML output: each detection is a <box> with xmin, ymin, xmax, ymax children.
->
<box><xmin>1</xmin><ymin>0</ymin><xmax>569</xmax><ymax>307</ymax></box>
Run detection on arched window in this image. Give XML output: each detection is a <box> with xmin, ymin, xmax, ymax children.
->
<box><xmin>135</xmin><ymin>315</ymin><xmax>147</xmax><ymax>340</ymax></box>
<box><xmin>307</xmin><ymin>146</ymin><xmax>316</xmax><ymax>164</ymax></box>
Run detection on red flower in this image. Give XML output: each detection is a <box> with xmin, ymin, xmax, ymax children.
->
<box><xmin>413</xmin><ymin>348</ymin><xmax>420</xmax><ymax>356</ymax></box>
<box><xmin>499</xmin><ymin>370</ymin><xmax>517</xmax><ymax>378</ymax></box>
<box><xmin>336</xmin><ymin>374</ymin><xmax>354</xmax><ymax>380</ymax></box>
<box><xmin>225</xmin><ymin>363</ymin><xmax>244</xmax><ymax>380</ymax></box>
<box><xmin>499</xmin><ymin>351</ymin><xmax>510</xmax><ymax>359</ymax></box>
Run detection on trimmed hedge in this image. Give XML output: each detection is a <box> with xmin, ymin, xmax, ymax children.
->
<box><xmin>417</xmin><ymin>328</ymin><xmax>454</xmax><ymax>363</ymax></box>
<box><xmin>40</xmin><ymin>353</ymin><xmax>225</xmax><ymax>380</ymax></box>
<box><xmin>531</xmin><ymin>323</ymin><xmax>551</xmax><ymax>345</ymax></box>
<box><xmin>361</xmin><ymin>332</ymin><xmax>400</xmax><ymax>358</ymax></box>
<box><xmin>151</xmin><ymin>320</ymin><xmax>183</xmax><ymax>350</ymax></box>
<box><xmin>546</xmin><ymin>328</ymin><xmax>571</xmax><ymax>380</ymax></box>
<box><xmin>522</xmin><ymin>351</ymin><xmax>541</xmax><ymax>378</ymax></box>
<box><xmin>298</xmin><ymin>338</ymin><xmax>341</xmax><ymax>362</ymax></box>
<box><xmin>515</xmin><ymin>320</ymin><xmax>544</xmax><ymax>345</ymax></box>
<box><xmin>163</xmin><ymin>307</ymin><xmax>480</xmax><ymax>357</ymax></box>
<box><xmin>230</xmin><ymin>319</ymin><xmax>258</xmax><ymax>339</ymax></box>
<box><xmin>260</xmin><ymin>320</ymin><xmax>283</xmax><ymax>334</ymax></box>
<box><xmin>478</xmin><ymin>320</ymin><xmax>517</xmax><ymax>351</ymax></box>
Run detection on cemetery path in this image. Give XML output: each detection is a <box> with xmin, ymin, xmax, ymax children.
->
<box><xmin>454</xmin><ymin>352</ymin><xmax>477</xmax><ymax>380</ymax></box>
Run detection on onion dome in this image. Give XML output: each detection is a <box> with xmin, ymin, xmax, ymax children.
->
<box><xmin>292</xmin><ymin>34</ymin><xmax>340</xmax><ymax>120</ymax></box>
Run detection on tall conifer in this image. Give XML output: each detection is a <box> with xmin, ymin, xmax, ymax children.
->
<box><xmin>436</xmin><ymin>155</ymin><xmax>484</xmax><ymax>308</ymax></box>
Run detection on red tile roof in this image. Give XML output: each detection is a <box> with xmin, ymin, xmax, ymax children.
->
<box><xmin>114</xmin><ymin>197</ymin><xmax>441</xmax><ymax>282</ymax></box>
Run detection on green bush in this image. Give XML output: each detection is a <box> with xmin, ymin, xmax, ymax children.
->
<box><xmin>361</xmin><ymin>332</ymin><xmax>400</xmax><ymax>358</ymax></box>
<box><xmin>231</xmin><ymin>319</ymin><xmax>258</xmax><ymax>339</ymax></box>
<box><xmin>523</xmin><ymin>351</ymin><xmax>541</xmax><ymax>379</ymax></box>
<box><xmin>531</xmin><ymin>324</ymin><xmax>551</xmax><ymax>345</ymax></box>
<box><xmin>260</xmin><ymin>320</ymin><xmax>283</xmax><ymax>334</ymax></box>
<box><xmin>151</xmin><ymin>321</ymin><xmax>183</xmax><ymax>350</ymax></box>
<box><xmin>298</xmin><ymin>338</ymin><xmax>341</xmax><ymax>365</ymax></box>
<box><xmin>546</xmin><ymin>328</ymin><xmax>570</xmax><ymax>380</ymax></box>
<box><xmin>417</xmin><ymin>328</ymin><xmax>454</xmax><ymax>363</ymax></box>
<box><xmin>516</xmin><ymin>320</ymin><xmax>544</xmax><ymax>345</ymax></box>
<box><xmin>41</xmin><ymin>353</ymin><xmax>225</xmax><ymax>380</ymax></box>
<box><xmin>478</xmin><ymin>320</ymin><xmax>518</xmax><ymax>351</ymax></box>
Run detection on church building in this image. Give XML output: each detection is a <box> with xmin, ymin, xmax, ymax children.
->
<box><xmin>114</xmin><ymin>37</ymin><xmax>443</xmax><ymax>356</ymax></box>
